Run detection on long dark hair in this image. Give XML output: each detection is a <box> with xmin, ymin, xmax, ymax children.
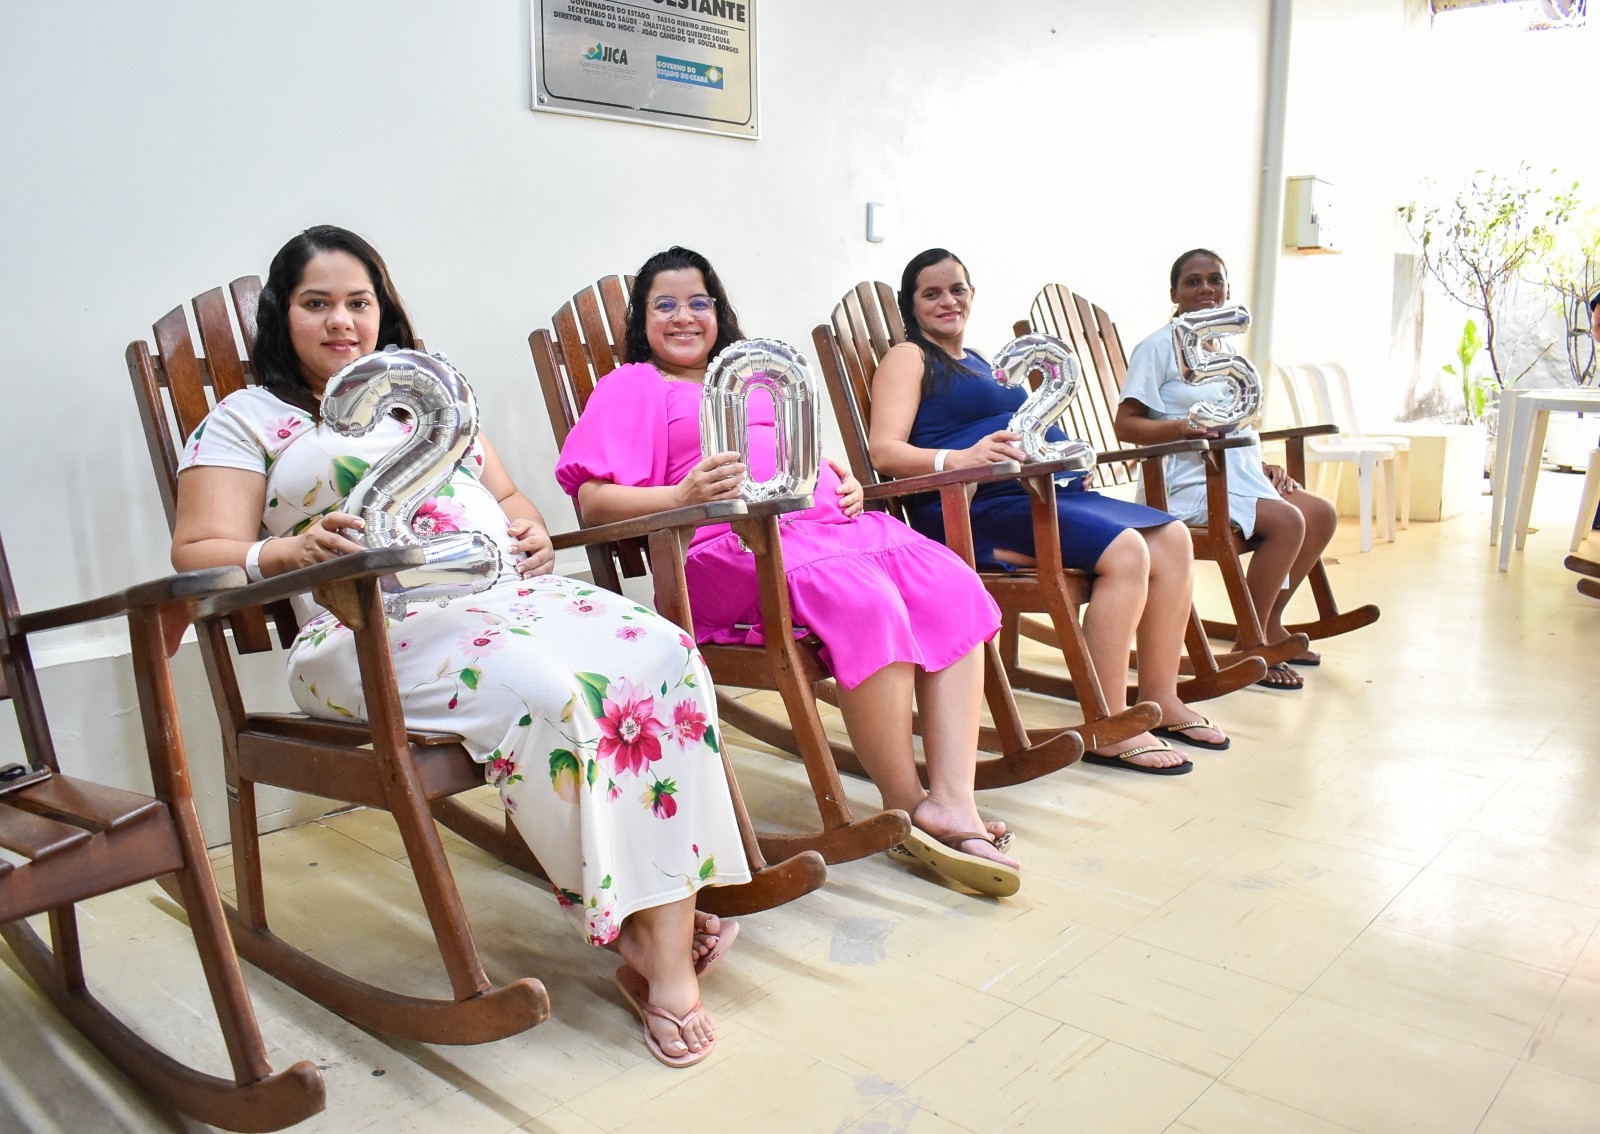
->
<box><xmin>622</xmin><ymin>246</ymin><xmax>745</xmax><ymax>367</ymax></box>
<box><xmin>254</xmin><ymin>225</ymin><xmax>416</xmax><ymax>416</ymax></box>
<box><xmin>898</xmin><ymin>247</ymin><xmax>972</xmax><ymax>398</ymax></box>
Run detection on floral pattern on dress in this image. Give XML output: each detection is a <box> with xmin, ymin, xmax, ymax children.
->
<box><xmin>178</xmin><ymin>386</ymin><xmax>751</xmax><ymax>946</ymax></box>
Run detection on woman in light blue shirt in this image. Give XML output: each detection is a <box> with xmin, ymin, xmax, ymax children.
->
<box><xmin>1117</xmin><ymin>248</ymin><xmax>1335</xmax><ymax>690</ymax></box>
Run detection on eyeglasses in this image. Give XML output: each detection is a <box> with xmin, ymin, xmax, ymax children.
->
<box><xmin>649</xmin><ymin>296</ymin><xmax>715</xmax><ymax>318</ymax></box>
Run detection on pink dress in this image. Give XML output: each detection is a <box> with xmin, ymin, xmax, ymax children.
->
<box><xmin>554</xmin><ymin>362</ymin><xmax>1000</xmax><ymax>689</ymax></box>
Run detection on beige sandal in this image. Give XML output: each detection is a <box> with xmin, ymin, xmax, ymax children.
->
<box><xmin>891</xmin><ymin>803</ymin><xmax>1021</xmax><ymax>897</ymax></box>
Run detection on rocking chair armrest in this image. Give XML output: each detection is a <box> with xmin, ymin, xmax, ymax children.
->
<box><xmin>1099</xmin><ymin>438</ymin><xmax>1208</xmax><ymax>463</ymax></box>
<box><xmin>1258</xmin><ymin>423</ymin><xmax>1336</xmax><ymax>443</ymax></box>
<box><xmin>861</xmin><ymin>460</ymin><xmax>1024</xmax><ymax>500</ymax></box>
<box><xmin>738</xmin><ymin>495</ymin><xmax>814</xmax><ymax>519</ymax></box>
<box><xmin>551</xmin><ymin>499</ymin><xmax>751</xmax><ymax>550</ymax></box>
<box><xmin>12</xmin><ymin>566</ymin><xmax>248</xmax><ymax>635</ymax></box>
<box><xmin>189</xmin><ymin>547</ymin><xmax>426</xmax><ymax>623</ymax></box>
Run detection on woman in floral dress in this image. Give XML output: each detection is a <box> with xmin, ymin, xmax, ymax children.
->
<box><xmin>171</xmin><ymin>225</ymin><xmax>748</xmax><ymax>1066</ymax></box>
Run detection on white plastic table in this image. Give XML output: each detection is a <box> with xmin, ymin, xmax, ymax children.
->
<box><xmin>1493</xmin><ymin>386</ymin><xmax>1600</xmax><ymax>570</ymax></box>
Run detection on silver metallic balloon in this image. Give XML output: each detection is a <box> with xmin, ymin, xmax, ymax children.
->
<box><xmin>991</xmin><ymin>334</ymin><xmax>1096</xmax><ymax>473</ymax></box>
<box><xmin>1170</xmin><ymin>305</ymin><xmax>1263</xmax><ymax>431</ymax></box>
<box><xmin>700</xmin><ymin>338</ymin><xmax>820</xmax><ymax>502</ymax></box>
<box><xmin>320</xmin><ymin>346</ymin><xmax>503</xmax><ymax>619</ymax></box>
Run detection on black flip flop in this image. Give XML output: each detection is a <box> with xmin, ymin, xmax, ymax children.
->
<box><xmin>1082</xmin><ymin>743</ymin><xmax>1194</xmax><ymax>776</ymax></box>
<box><xmin>1150</xmin><ymin>719</ymin><xmax>1231</xmax><ymax>752</ymax></box>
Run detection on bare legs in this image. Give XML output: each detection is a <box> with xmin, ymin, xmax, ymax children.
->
<box><xmin>1242</xmin><ymin>491</ymin><xmax>1337</xmax><ymax>648</ymax></box>
<box><xmin>1133</xmin><ymin>521</ymin><xmax>1225</xmax><ymax>739</ymax></box>
<box><xmin>835</xmin><ymin>647</ymin><xmax>1019</xmax><ymax>869</ymax></box>
<box><xmin>1082</xmin><ymin>528</ymin><xmax>1213</xmax><ymax>764</ymax></box>
<box><xmin>614</xmin><ymin>897</ymin><xmax>714</xmax><ymax>1058</ymax></box>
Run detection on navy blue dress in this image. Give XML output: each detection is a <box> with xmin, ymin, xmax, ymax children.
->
<box><xmin>905</xmin><ymin>349</ymin><xmax>1178</xmax><ymax>571</ymax></box>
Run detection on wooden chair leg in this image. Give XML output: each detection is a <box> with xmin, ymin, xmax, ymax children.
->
<box><xmin>183</xmin><ymin>584</ymin><xmax>551</xmax><ymax>1048</ymax></box>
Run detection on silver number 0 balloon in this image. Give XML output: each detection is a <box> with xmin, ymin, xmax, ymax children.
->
<box><xmin>991</xmin><ymin>333</ymin><xmax>1096</xmax><ymax>474</ymax></box>
<box><xmin>700</xmin><ymin>338</ymin><xmax>821</xmax><ymax>502</ymax></box>
<box><xmin>1170</xmin><ymin>305</ymin><xmax>1263</xmax><ymax>431</ymax></box>
<box><xmin>321</xmin><ymin>346</ymin><xmax>503</xmax><ymax>619</ymax></box>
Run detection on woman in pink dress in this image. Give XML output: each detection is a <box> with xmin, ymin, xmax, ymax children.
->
<box><xmin>555</xmin><ymin>246</ymin><xmax>1021</xmax><ymax>897</ymax></box>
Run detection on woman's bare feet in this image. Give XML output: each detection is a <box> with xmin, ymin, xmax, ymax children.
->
<box><xmin>1089</xmin><ymin>732</ymin><xmax>1191</xmax><ymax>770</ymax></box>
<box><xmin>691</xmin><ymin>910</ymin><xmax>721</xmax><ymax>971</ymax></box>
<box><xmin>1150</xmin><ymin>700</ymin><xmax>1229</xmax><ymax>749</ymax></box>
<box><xmin>614</xmin><ymin>903</ymin><xmax>715</xmax><ymax>1059</ymax></box>
<box><xmin>911</xmin><ymin>794</ymin><xmax>1020</xmax><ymax>870</ymax></box>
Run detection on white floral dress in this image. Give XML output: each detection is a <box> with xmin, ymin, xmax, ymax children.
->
<box><xmin>179</xmin><ymin>387</ymin><xmax>751</xmax><ymax>943</ymax></box>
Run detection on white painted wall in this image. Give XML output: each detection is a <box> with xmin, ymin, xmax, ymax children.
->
<box><xmin>0</xmin><ymin>0</ymin><xmax>1420</xmax><ymax>836</ymax></box>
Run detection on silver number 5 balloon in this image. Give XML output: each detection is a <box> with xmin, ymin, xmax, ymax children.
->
<box><xmin>321</xmin><ymin>346</ymin><xmax>503</xmax><ymax>619</ymax></box>
<box><xmin>700</xmin><ymin>338</ymin><xmax>820</xmax><ymax>502</ymax></box>
<box><xmin>1170</xmin><ymin>305</ymin><xmax>1263</xmax><ymax>431</ymax></box>
<box><xmin>991</xmin><ymin>333</ymin><xmax>1096</xmax><ymax>474</ymax></box>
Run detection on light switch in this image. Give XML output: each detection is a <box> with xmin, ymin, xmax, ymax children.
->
<box><xmin>866</xmin><ymin>202</ymin><xmax>889</xmax><ymax>243</ymax></box>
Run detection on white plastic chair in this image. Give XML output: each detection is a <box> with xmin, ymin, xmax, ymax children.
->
<box><xmin>1312</xmin><ymin>362</ymin><xmax>1411</xmax><ymax>530</ymax></box>
<box><xmin>1273</xmin><ymin>364</ymin><xmax>1395</xmax><ymax>553</ymax></box>
<box><xmin>1570</xmin><ymin>447</ymin><xmax>1600</xmax><ymax>552</ymax></box>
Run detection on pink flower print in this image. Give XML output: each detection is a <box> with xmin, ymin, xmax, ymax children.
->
<box><xmin>567</xmin><ymin>595</ymin><xmax>599</xmax><ymax>617</ymax></box>
<box><xmin>606</xmin><ymin>779</ymin><xmax>622</xmax><ymax>801</ymax></box>
<box><xmin>488</xmin><ymin>751</ymin><xmax>522</xmax><ymax>787</ymax></box>
<box><xmin>395</xmin><ymin>636</ymin><xmax>414</xmax><ymax>652</ymax></box>
<box><xmin>615</xmin><ymin>625</ymin><xmax>644</xmax><ymax>642</ymax></box>
<box><xmin>597</xmin><ymin>677</ymin><xmax>663</xmax><ymax>776</ymax></box>
<box><xmin>641</xmin><ymin>777</ymin><xmax>679</xmax><ymax>819</ymax></box>
<box><xmin>678</xmin><ymin>632</ymin><xmax>695</xmax><ymax>651</ymax></box>
<box><xmin>668</xmin><ymin>699</ymin><xmax>708</xmax><ymax>749</ymax></box>
<box><xmin>553</xmin><ymin>885</ymin><xmax>581</xmax><ymax>908</ymax></box>
<box><xmin>265</xmin><ymin>415</ymin><xmax>305</xmax><ymax>444</ymax></box>
<box><xmin>413</xmin><ymin>497</ymin><xmax>465</xmax><ymax>535</ymax></box>
<box><xmin>458</xmin><ymin>628</ymin><xmax>505</xmax><ymax>657</ymax></box>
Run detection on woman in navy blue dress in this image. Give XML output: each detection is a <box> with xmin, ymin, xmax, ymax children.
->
<box><xmin>869</xmin><ymin>249</ymin><xmax>1229</xmax><ymax>773</ymax></box>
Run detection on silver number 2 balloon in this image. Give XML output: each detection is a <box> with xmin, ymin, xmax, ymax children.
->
<box><xmin>700</xmin><ymin>338</ymin><xmax>821</xmax><ymax>502</ymax></box>
<box><xmin>991</xmin><ymin>333</ymin><xmax>1096</xmax><ymax>474</ymax></box>
<box><xmin>1170</xmin><ymin>305</ymin><xmax>1263</xmax><ymax>431</ymax></box>
<box><xmin>321</xmin><ymin>346</ymin><xmax>503</xmax><ymax>619</ymax></box>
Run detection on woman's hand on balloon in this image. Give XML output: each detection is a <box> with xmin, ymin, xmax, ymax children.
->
<box><xmin>954</xmin><ymin>431</ymin><xmax>1027</xmax><ymax>468</ymax></box>
<box><xmin>828</xmin><ymin>457</ymin><xmax>864</xmax><ymax>518</ymax></box>
<box><xmin>507</xmin><ymin>518</ymin><xmax>556</xmax><ymax>577</ymax></box>
<box><xmin>1177</xmin><ymin>419</ymin><xmax>1226</xmax><ymax>442</ymax></box>
<box><xmin>677</xmin><ymin>451</ymin><xmax>746</xmax><ymax>506</ymax></box>
<box><xmin>293</xmin><ymin>512</ymin><xmax>366</xmax><ymax>566</ymax></box>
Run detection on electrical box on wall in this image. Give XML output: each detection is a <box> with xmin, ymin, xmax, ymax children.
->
<box><xmin>1284</xmin><ymin>175</ymin><xmax>1339</xmax><ymax>254</ymax></box>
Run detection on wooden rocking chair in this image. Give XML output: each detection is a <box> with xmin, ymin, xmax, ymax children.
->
<box><xmin>1566</xmin><ymin>553</ymin><xmax>1600</xmax><ymax>599</ymax></box>
<box><xmin>817</xmin><ymin>280</ymin><xmax>1242</xmax><ymax>748</ymax></box>
<box><xmin>530</xmin><ymin>274</ymin><xmax>938</xmax><ymax>866</ymax></box>
<box><xmin>0</xmin><ymin>532</ymin><xmax>324</xmax><ymax>1132</ymax></box>
<box><xmin>1023</xmin><ymin>282</ymin><xmax>1379</xmax><ymax>652</ymax></box>
<box><xmin>531</xmin><ymin>273</ymin><xmax>1081</xmax><ymax>799</ymax></box>
<box><xmin>125</xmin><ymin>281</ymin><xmax>827</xmax><ymax>1046</ymax></box>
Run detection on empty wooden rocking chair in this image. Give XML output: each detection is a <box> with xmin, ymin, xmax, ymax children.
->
<box><xmin>0</xmin><ymin>531</ymin><xmax>324</xmax><ymax>1132</ymax></box>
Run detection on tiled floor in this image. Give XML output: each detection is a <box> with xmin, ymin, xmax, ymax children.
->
<box><xmin>5</xmin><ymin>472</ymin><xmax>1600</xmax><ymax>1133</ymax></box>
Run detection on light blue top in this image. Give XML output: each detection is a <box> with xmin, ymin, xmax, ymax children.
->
<box><xmin>1121</xmin><ymin>323</ymin><xmax>1278</xmax><ymax>538</ymax></box>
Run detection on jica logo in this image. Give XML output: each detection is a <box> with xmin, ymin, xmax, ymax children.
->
<box><xmin>583</xmin><ymin>42</ymin><xmax>628</xmax><ymax>64</ymax></box>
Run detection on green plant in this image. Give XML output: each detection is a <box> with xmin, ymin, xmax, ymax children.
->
<box><xmin>1441</xmin><ymin>318</ymin><xmax>1496</xmax><ymax>422</ymax></box>
<box><xmin>1405</xmin><ymin>164</ymin><xmax>1578</xmax><ymax>394</ymax></box>
<box><xmin>1542</xmin><ymin>204</ymin><xmax>1600</xmax><ymax>387</ymax></box>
